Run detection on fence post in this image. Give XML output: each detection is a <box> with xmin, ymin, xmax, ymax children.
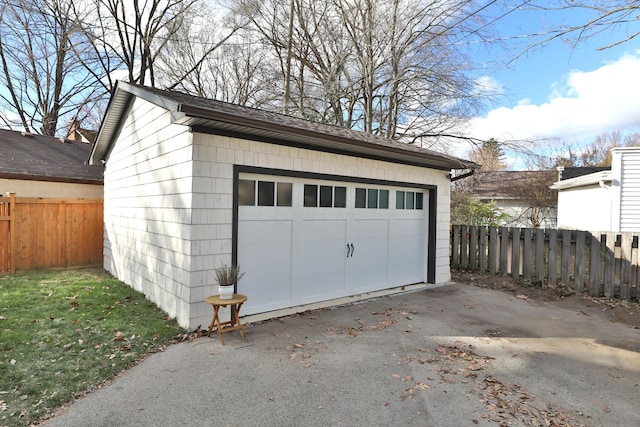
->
<box><xmin>9</xmin><ymin>192</ymin><xmax>15</xmax><ymax>274</ymax></box>
<box><xmin>574</xmin><ymin>231</ymin><xmax>586</xmax><ymax>292</ymax></box>
<box><xmin>548</xmin><ymin>229</ymin><xmax>558</xmax><ymax>286</ymax></box>
<box><xmin>489</xmin><ymin>227</ymin><xmax>498</xmax><ymax>274</ymax></box>
<box><xmin>535</xmin><ymin>228</ymin><xmax>545</xmax><ymax>281</ymax></box>
<box><xmin>604</xmin><ymin>232</ymin><xmax>615</xmax><ymax>298</ymax></box>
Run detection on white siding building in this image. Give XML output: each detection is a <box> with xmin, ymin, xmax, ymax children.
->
<box><xmin>90</xmin><ymin>82</ymin><xmax>476</xmax><ymax>330</ymax></box>
<box><xmin>551</xmin><ymin>147</ymin><xmax>640</xmax><ymax>232</ymax></box>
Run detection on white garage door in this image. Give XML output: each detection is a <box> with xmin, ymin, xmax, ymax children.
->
<box><xmin>237</xmin><ymin>174</ymin><xmax>427</xmax><ymax>315</ymax></box>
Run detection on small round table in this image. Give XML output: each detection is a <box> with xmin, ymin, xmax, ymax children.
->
<box><xmin>205</xmin><ymin>294</ymin><xmax>247</xmax><ymax>345</ymax></box>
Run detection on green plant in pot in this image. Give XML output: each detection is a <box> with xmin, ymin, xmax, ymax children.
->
<box><xmin>215</xmin><ymin>264</ymin><xmax>244</xmax><ymax>300</ymax></box>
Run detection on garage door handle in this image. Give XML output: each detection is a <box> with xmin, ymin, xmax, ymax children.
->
<box><xmin>346</xmin><ymin>243</ymin><xmax>355</xmax><ymax>258</ymax></box>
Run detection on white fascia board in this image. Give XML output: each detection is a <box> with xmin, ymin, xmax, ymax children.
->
<box><xmin>550</xmin><ymin>171</ymin><xmax>612</xmax><ymax>191</ymax></box>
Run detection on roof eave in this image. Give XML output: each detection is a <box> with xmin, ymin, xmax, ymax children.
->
<box><xmin>177</xmin><ymin>104</ymin><xmax>477</xmax><ymax>171</ymax></box>
<box><xmin>550</xmin><ymin>171</ymin><xmax>612</xmax><ymax>190</ymax></box>
<box><xmin>92</xmin><ymin>82</ymin><xmax>478</xmax><ymax>171</ymax></box>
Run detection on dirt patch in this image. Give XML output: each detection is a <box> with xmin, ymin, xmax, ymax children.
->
<box><xmin>452</xmin><ymin>270</ymin><xmax>640</xmax><ymax>329</ymax></box>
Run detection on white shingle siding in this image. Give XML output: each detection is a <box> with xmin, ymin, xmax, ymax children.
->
<box><xmin>103</xmin><ymin>97</ymin><xmax>452</xmax><ymax>330</ymax></box>
<box><xmin>619</xmin><ymin>151</ymin><xmax>640</xmax><ymax>232</ymax></box>
<box><xmin>103</xmin><ymin>98</ymin><xmax>195</xmax><ymax>327</ymax></box>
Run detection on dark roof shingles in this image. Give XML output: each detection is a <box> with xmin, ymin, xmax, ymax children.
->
<box><xmin>0</xmin><ymin>129</ymin><xmax>103</xmax><ymax>183</ymax></box>
<box><xmin>133</xmin><ymin>84</ymin><xmax>474</xmax><ymax>168</ymax></box>
<box><xmin>471</xmin><ymin>170</ymin><xmax>556</xmax><ymax>198</ymax></box>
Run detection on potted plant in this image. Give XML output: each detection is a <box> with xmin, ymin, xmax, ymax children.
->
<box><xmin>215</xmin><ymin>264</ymin><xmax>244</xmax><ymax>300</ymax></box>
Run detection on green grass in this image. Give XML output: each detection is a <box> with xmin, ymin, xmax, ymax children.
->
<box><xmin>0</xmin><ymin>268</ymin><xmax>185</xmax><ymax>426</ymax></box>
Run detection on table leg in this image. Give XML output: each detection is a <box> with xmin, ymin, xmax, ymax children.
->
<box><xmin>234</xmin><ymin>302</ymin><xmax>245</xmax><ymax>341</ymax></box>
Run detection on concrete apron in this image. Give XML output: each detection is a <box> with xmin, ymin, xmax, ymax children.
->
<box><xmin>242</xmin><ymin>282</ymin><xmax>438</xmax><ymax>324</ymax></box>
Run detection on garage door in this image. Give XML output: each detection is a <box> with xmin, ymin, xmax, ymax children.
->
<box><xmin>237</xmin><ymin>173</ymin><xmax>427</xmax><ymax>315</ymax></box>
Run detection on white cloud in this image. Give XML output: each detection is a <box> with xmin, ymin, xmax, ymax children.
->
<box><xmin>467</xmin><ymin>52</ymin><xmax>640</xmax><ymax>143</ymax></box>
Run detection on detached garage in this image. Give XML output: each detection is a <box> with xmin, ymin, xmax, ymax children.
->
<box><xmin>90</xmin><ymin>81</ymin><xmax>475</xmax><ymax>329</ymax></box>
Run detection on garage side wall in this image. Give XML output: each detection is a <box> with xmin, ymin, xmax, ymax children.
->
<box><xmin>102</xmin><ymin>98</ymin><xmax>194</xmax><ymax>327</ymax></box>
<box><xmin>189</xmin><ymin>132</ymin><xmax>452</xmax><ymax>329</ymax></box>
<box><xmin>557</xmin><ymin>185</ymin><xmax>611</xmax><ymax>231</ymax></box>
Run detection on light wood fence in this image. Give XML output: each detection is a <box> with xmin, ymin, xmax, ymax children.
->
<box><xmin>0</xmin><ymin>193</ymin><xmax>103</xmax><ymax>273</ymax></box>
<box><xmin>451</xmin><ymin>224</ymin><xmax>639</xmax><ymax>300</ymax></box>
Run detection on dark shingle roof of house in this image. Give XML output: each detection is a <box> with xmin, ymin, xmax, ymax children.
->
<box><xmin>0</xmin><ymin>129</ymin><xmax>104</xmax><ymax>184</ymax></box>
<box><xmin>470</xmin><ymin>170</ymin><xmax>556</xmax><ymax>199</ymax></box>
<box><xmin>91</xmin><ymin>81</ymin><xmax>479</xmax><ymax>171</ymax></box>
<box><xmin>560</xmin><ymin>166</ymin><xmax>610</xmax><ymax>181</ymax></box>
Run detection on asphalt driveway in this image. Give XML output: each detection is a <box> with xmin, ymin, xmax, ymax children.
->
<box><xmin>43</xmin><ymin>282</ymin><xmax>640</xmax><ymax>426</ymax></box>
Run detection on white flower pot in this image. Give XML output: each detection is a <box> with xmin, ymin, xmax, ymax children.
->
<box><xmin>218</xmin><ymin>285</ymin><xmax>234</xmax><ymax>300</ymax></box>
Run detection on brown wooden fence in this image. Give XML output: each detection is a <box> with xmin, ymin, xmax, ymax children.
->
<box><xmin>451</xmin><ymin>224</ymin><xmax>639</xmax><ymax>300</ymax></box>
<box><xmin>0</xmin><ymin>193</ymin><xmax>103</xmax><ymax>273</ymax></box>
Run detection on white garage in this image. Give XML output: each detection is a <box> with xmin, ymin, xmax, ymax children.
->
<box><xmin>90</xmin><ymin>81</ymin><xmax>475</xmax><ymax>329</ymax></box>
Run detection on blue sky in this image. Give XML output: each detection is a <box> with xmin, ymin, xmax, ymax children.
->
<box><xmin>461</xmin><ymin>2</ymin><xmax>640</xmax><ymax>165</ymax></box>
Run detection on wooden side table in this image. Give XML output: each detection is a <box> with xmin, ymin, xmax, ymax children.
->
<box><xmin>205</xmin><ymin>294</ymin><xmax>247</xmax><ymax>345</ymax></box>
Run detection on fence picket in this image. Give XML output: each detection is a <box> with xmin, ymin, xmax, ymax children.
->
<box><xmin>574</xmin><ymin>231</ymin><xmax>586</xmax><ymax>292</ymax></box>
<box><xmin>460</xmin><ymin>225</ymin><xmax>468</xmax><ymax>269</ymax></box>
<box><xmin>451</xmin><ymin>225</ymin><xmax>460</xmax><ymax>267</ymax></box>
<box><xmin>535</xmin><ymin>228</ymin><xmax>545</xmax><ymax>281</ymax></box>
<box><xmin>500</xmin><ymin>227</ymin><xmax>509</xmax><ymax>276</ymax></box>
<box><xmin>0</xmin><ymin>195</ymin><xmax>103</xmax><ymax>274</ymax></box>
<box><xmin>620</xmin><ymin>233</ymin><xmax>633</xmax><ymax>300</ymax></box>
<box><xmin>489</xmin><ymin>227</ymin><xmax>498</xmax><ymax>274</ymax></box>
<box><xmin>561</xmin><ymin>230</ymin><xmax>571</xmax><ymax>284</ymax></box>
<box><xmin>604</xmin><ymin>232</ymin><xmax>615</xmax><ymax>297</ymax></box>
<box><xmin>523</xmin><ymin>228</ymin><xmax>532</xmax><ymax>279</ymax></box>
<box><xmin>469</xmin><ymin>226</ymin><xmax>478</xmax><ymax>270</ymax></box>
<box><xmin>451</xmin><ymin>225</ymin><xmax>640</xmax><ymax>299</ymax></box>
<box><xmin>548</xmin><ymin>229</ymin><xmax>558</xmax><ymax>286</ymax></box>
<box><xmin>479</xmin><ymin>226</ymin><xmax>487</xmax><ymax>273</ymax></box>
<box><xmin>511</xmin><ymin>228</ymin><xmax>521</xmax><ymax>278</ymax></box>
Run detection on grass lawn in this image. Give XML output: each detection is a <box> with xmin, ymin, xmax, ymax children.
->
<box><xmin>0</xmin><ymin>268</ymin><xmax>186</xmax><ymax>426</ymax></box>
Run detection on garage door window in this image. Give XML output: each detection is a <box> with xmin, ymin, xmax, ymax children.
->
<box><xmin>355</xmin><ymin>188</ymin><xmax>389</xmax><ymax>209</ymax></box>
<box><xmin>239</xmin><ymin>179</ymin><xmax>292</xmax><ymax>207</ymax></box>
<box><xmin>304</xmin><ymin>184</ymin><xmax>346</xmax><ymax>208</ymax></box>
<box><xmin>396</xmin><ymin>191</ymin><xmax>423</xmax><ymax>210</ymax></box>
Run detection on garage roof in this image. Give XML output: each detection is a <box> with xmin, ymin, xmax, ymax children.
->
<box><xmin>91</xmin><ymin>81</ymin><xmax>478</xmax><ymax>171</ymax></box>
<box><xmin>0</xmin><ymin>128</ymin><xmax>104</xmax><ymax>184</ymax></box>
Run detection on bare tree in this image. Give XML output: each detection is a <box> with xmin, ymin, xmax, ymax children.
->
<box><xmin>155</xmin><ymin>3</ymin><xmax>273</xmax><ymax>106</ymax></box>
<box><xmin>0</xmin><ymin>0</ymin><xmax>103</xmax><ymax>135</ymax></box>
<box><xmin>73</xmin><ymin>0</ymin><xmax>201</xmax><ymax>91</ymax></box>
<box><xmin>231</xmin><ymin>0</ymin><xmax>495</xmax><ymax>143</ymax></box>
<box><xmin>518</xmin><ymin>1</ymin><xmax>640</xmax><ymax>56</ymax></box>
<box><xmin>504</xmin><ymin>171</ymin><xmax>557</xmax><ymax>228</ymax></box>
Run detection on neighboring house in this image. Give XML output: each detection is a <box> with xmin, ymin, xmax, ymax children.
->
<box><xmin>89</xmin><ymin>81</ymin><xmax>476</xmax><ymax>329</ymax></box>
<box><xmin>551</xmin><ymin>148</ymin><xmax>640</xmax><ymax>231</ymax></box>
<box><xmin>66</xmin><ymin>120</ymin><xmax>98</xmax><ymax>144</ymax></box>
<box><xmin>0</xmin><ymin>128</ymin><xmax>104</xmax><ymax>198</ymax></box>
<box><xmin>468</xmin><ymin>170</ymin><xmax>557</xmax><ymax>228</ymax></box>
